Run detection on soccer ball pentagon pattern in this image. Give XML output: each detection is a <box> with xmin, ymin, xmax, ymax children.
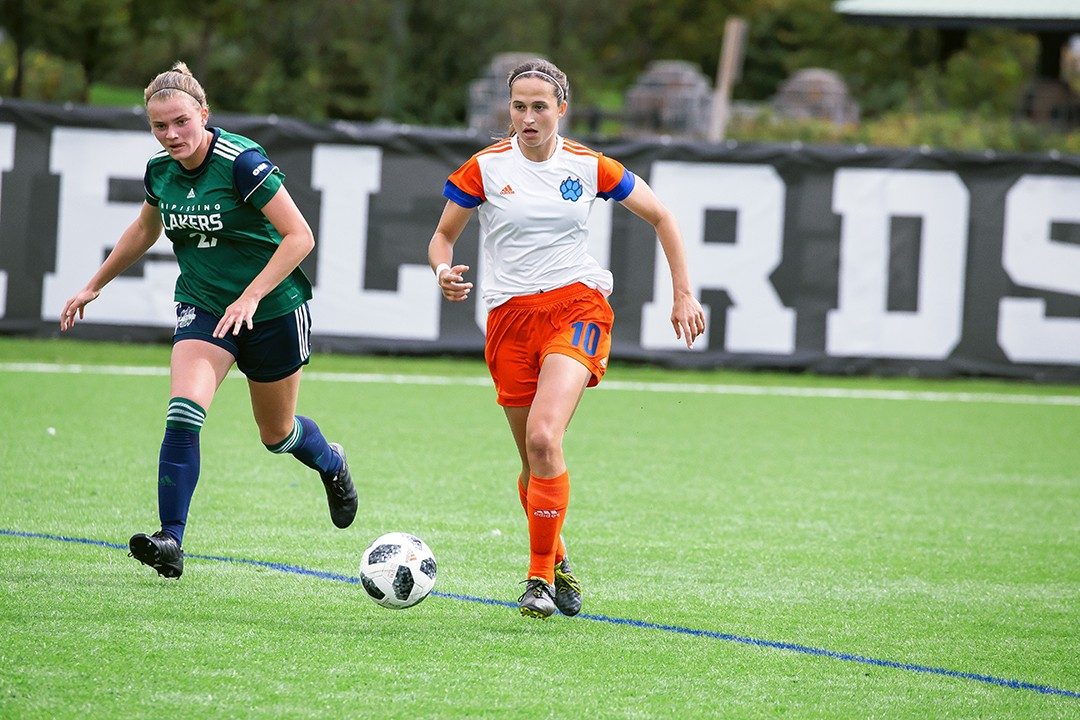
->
<box><xmin>359</xmin><ymin>532</ymin><xmax>437</xmax><ymax>609</ymax></box>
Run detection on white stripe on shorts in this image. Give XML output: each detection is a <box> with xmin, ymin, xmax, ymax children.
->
<box><xmin>294</xmin><ymin>305</ymin><xmax>311</xmax><ymax>362</ymax></box>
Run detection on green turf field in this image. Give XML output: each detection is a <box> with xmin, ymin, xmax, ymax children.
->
<box><xmin>1</xmin><ymin>337</ymin><xmax>1078</xmax><ymax>719</ymax></box>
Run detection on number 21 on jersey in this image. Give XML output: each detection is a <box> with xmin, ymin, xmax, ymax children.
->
<box><xmin>191</xmin><ymin>232</ymin><xmax>218</xmax><ymax>248</ymax></box>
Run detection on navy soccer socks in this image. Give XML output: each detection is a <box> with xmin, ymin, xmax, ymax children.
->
<box><xmin>266</xmin><ymin>415</ymin><xmax>343</xmax><ymax>480</ymax></box>
<box><xmin>157</xmin><ymin>398</ymin><xmax>205</xmax><ymax>545</ymax></box>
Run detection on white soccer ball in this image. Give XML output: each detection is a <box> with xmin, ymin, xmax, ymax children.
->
<box><xmin>359</xmin><ymin>532</ymin><xmax>437</xmax><ymax>609</ymax></box>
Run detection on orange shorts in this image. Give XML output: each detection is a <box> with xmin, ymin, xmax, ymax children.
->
<box><xmin>485</xmin><ymin>283</ymin><xmax>614</xmax><ymax>407</ymax></box>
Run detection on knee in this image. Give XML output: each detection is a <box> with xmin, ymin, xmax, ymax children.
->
<box><xmin>260</xmin><ymin>420</ymin><xmax>296</xmax><ymax>448</ymax></box>
<box><xmin>525</xmin><ymin>423</ymin><xmax>562</xmax><ymax>464</ymax></box>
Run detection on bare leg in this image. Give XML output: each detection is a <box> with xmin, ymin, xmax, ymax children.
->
<box><xmin>247</xmin><ymin>369</ymin><xmax>302</xmax><ymax>444</ymax></box>
<box><xmin>170</xmin><ymin>338</ymin><xmax>235</xmax><ymax>408</ymax></box>
<box><xmin>522</xmin><ymin>353</ymin><xmax>591</xmax><ymax>478</ymax></box>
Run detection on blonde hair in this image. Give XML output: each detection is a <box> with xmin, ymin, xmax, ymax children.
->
<box><xmin>144</xmin><ymin>61</ymin><xmax>208</xmax><ymax>108</ymax></box>
<box><xmin>505</xmin><ymin>58</ymin><xmax>569</xmax><ymax>137</ymax></box>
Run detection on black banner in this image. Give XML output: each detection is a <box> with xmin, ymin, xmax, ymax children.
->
<box><xmin>1</xmin><ymin>100</ymin><xmax>1077</xmax><ymax>381</ymax></box>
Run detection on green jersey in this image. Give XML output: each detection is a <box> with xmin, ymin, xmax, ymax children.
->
<box><xmin>143</xmin><ymin>127</ymin><xmax>312</xmax><ymax>322</ymax></box>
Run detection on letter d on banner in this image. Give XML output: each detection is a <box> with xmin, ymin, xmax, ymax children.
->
<box><xmin>827</xmin><ymin>169</ymin><xmax>968</xmax><ymax>359</ymax></box>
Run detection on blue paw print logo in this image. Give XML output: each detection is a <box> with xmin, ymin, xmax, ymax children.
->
<box><xmin>559</xmin><ymin>176</ymin><xmax>583</xmax><ymax>201</ymax></box>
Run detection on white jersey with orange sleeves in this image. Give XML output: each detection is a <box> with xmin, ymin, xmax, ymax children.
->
<box><xmin>443</xmin><ymin>135</ymin><xmax>636</xmax><ymax>310</ymax></box>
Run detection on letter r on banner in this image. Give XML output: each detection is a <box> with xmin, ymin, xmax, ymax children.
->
<box><xmin>643</xmin><ymin>162</ymin><xmax>794</xmax><ymax>353</ymax></box>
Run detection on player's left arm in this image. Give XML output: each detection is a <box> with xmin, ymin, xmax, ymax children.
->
<box><xmin>213</xmin><ymin>186</ymin><xmax>314</xmax><ymax>338</ymax></box>
<box><xmin>619</xmin><ymin>179</ymin><xmax>706</xmax><ymax>348</ymax></box>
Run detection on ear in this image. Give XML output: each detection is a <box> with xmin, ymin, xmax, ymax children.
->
<box><xmin>558</xmin><ymin>100</ymin><xmax>568</xmax><ymax>118</ymax></box>
<box><xmin>200</xmin><ymin>104</ymin><xmax>210</xmax><ymax>126</ymax></box>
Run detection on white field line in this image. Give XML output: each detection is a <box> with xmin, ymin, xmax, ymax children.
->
<box><xmin>1</xmin><ymin>361</ymin><xmax>1078</xmax><ymax>407</ymax></box>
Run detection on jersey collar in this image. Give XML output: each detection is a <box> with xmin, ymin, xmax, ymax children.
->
<box><xmin>513</xmin><ymin>134</ymin><xmax>563</xmax><ymax>165</ymax></box>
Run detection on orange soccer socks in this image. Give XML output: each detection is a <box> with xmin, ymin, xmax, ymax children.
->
<box><xmin>525</xmin><ymin>471</ymin><xmax>570</xmax><ymax>583</ymax></box>
<box><xmin>519</xmin><ymin>477</ymin><xmax>567</xmax><ymax>565</ymax></box>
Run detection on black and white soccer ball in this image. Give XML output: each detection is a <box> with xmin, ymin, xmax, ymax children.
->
<box><xmin>359</xmin><ymin>532</ymin><xmax>437</xmax><ymax>609</ymax></box>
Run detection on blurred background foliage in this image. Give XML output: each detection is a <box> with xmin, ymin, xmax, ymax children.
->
<box><xmin>1</xmin><ymin>0</ymin><xmax>1076</xmax><ymax>152</ymax></box>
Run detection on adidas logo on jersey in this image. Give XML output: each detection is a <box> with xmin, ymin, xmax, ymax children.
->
<box><xmin>186</xmin><ymin>188</ymin><xmax>195</xmax><ymax>199</ymax></box>
<box><xmin>500</xmin><ymin>184</ymin><xmax>514</xmax><ymax>195</ymax></box>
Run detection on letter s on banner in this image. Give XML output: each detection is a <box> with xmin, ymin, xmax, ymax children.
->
<box><xmin>998</xmin><ymin>175</ymin><xmax>1080</xmax><ymax>364</ymax></box>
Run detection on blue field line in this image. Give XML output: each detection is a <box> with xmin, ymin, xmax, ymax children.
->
<box><xmin>4</xmin><ymin>528</ymin><xmax>1078</xmax><ymax>700</ymax></box>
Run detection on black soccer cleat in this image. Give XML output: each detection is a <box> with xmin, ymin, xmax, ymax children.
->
<box><xmin>323</xmin><ymin>442</ymin><xmax>357</xmax><ymax>529</ymax></box>
<box><xmin>518</xmin><ymin>577</ymin><xmax>557</xmax><ymax>619</ymax></box>
<box><xmin>129</xmin><ymin>530</ymin><xmax>184</xmax><ymax>578</ymax></box>
<box><xmin>553</xmin><ymin>555</ymin><xmax>582</xmax><ymax>616</ymax></box>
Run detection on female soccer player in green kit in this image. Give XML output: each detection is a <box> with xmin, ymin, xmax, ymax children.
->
<box><xmin>59</xmin><ymin>62</ymin><xmax>357</xmax><ymax>578</ymax></box>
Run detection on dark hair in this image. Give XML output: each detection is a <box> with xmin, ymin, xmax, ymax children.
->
<box><xmin>507</xmin><ymin>58</ymin><xmax>570</xmax><ymax>104</ymax></box>
<box><xmin>505</xmin><ymin>59</ymin><xmax>569</xmax><ymax>137</ymax></box>
<box><xmin>144</xmin><ymin>61</ymin><xmax>208</xmax><ymax>108</ymax></box>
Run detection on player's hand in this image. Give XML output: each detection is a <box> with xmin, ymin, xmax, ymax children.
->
<box><xmin>214</xmin><ymin>294</ymin><xmax>259</xmax><ymax>338</ymax></box>
<box><xmin>671</xmin><ymin>291</ymin><xmax>705</xmax><ymax>349</ymax></box>
<box><xmin>60</xmin><ymin>289</ymin><xmax>101</xmax><ymax>331</ymax></box>
<box><xmin>437</xmin><ymin>264</ymin><xmax>472</xmax><ymax>302</ymax></box>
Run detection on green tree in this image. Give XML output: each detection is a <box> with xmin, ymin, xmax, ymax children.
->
<box><xmin>734</xmin><ymin>0</ymin><xmax>936</xmax><ymax>115</ymax></box>
<box><xmin>0</xmin><ymin>0</ymin><xmax>31</xmax><ymax>96</ymax></box>
<box><xmin>934</xmin><ymin>29</ymin><xmax>1038</xmax><ymax>115</ymax></box>
<box><xmin>31</xmin><ymin>0</ymin><xmax>133</xmax><ymax>102</ymax></box>
<box><xmin>2</xmin><ymin>0</ymin><xmax>1064</xmax><ymax>150</ymax></box>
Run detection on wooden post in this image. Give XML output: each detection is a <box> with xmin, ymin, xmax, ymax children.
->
<box><xmin>708</xmin><ymin>16</ymin><xmax>748</xmax><ymax>143</ymax></box>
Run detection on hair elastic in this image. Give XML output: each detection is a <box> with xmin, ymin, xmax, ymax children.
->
<box><xmin>509</xmin><ymin>70</ymin><xmax>566</xmax><ymax>96</ymax></box>
<box><xmin>148</xmin><ymin>86</ymin><xmax>203</xmax><ymax>104</ymax></box>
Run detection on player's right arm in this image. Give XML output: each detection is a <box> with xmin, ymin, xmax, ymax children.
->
<box><xmin>60</xmin><ymin>201</ymin><xmax>163</xmax><ymax>330</ymax></box>
<box><xmin>430</xmin><ymin>153</ymin><xmax>486</xmax><ymax>302</ymax></box>
<box><xmin>428</xmin><ymin>200</ymin><xmax>475</xmax><ymax>303</ymax></box>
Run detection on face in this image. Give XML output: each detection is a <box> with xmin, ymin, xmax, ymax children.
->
<box><xmin>147</xmin><ymin>94</ymin><xmax>209</xmax><ymax>167</ymax></box>
<box><xmin>509</xmin><ymin>76</ymin><xmax>566</xmax><ymax>151</ymax></box>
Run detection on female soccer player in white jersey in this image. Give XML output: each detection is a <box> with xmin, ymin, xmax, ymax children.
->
<box><xmin>59</xmin><ymin>62</ymin><xmax>357</xmax><ymax>578</ymax></box>
<box><xmin>428</xmin><ymin>58</ymin><xmax>706</xmax><ymax>619</ymax></box>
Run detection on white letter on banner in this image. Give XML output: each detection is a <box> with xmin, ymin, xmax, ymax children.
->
<box><xmin>642</xmin><ymin>162</ymin><xmax>793</xmax><ymax>353</ymax></box>
<box><xmin>827</xmin><ymin>169</ymin><xmax>968</xmax><ymax>359</ymax></box>
<box><xmin>0</xmin><ymin>123</ymin><xmax>14</xmax><ymax>318</ymax></box>
<box><xmin>309</xmin><ymin>144</ymin><xmax>439</xmax><ymax>339</ymax></box>
<box><xmin>999</xmin><ymin>175</ymin><xmax>1080</xmax><ymax>364</ymax></box>
<box><xmin>42</xmin><ymin>128</ymin><xmax>176</xmax><ymax>325</ymax></box>
<box><xmin>473</xmin><ymin>198</ymin><xmax>613</xmax><ymax>332</ymax></box>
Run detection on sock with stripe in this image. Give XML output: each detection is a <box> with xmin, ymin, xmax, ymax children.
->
<box><xmin>519</xmin><ymin>476</ymin><xmax>565</xmax><ymax>565</ymax></box>
<box><xmin>526</xmin><ymin>471</ymin><xmax>570</xmax><ymax>584</ymax></box>
<box><xmin>265</xmin><ymin>415</ymin><xmax>342</xmax><ymax>480</ymax></box>
<box><xmin>158</xmin><ymin>397</ymin><xmax>205</xmax><ymax>545</ymax></box>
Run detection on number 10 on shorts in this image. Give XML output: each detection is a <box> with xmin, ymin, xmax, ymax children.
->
<box><xmin>571</xmin><ymin>321</ymin><xmax>601</xmax><ymax>356</ymax></box>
